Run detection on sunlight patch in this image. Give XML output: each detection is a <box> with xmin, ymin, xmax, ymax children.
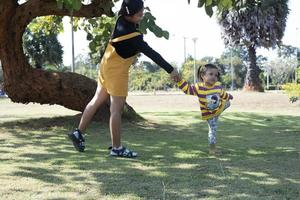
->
<box><xmin>131</xmin><ymin>163</ymin><xmax>166</xmax><ymax>177</ymax></box>
<box><xmin>275</xmin><ymin>147</ymin><xmax>296</xmax><ymax>152</ymax></box>
<box><xmin>255</xmin><ymin>178</ymin><xmax>279</xmax><ymax>185</ymax></box>
<box><xmin>243</xmin><ymin>171</ymin><xmax>269</xmax><ymax>177</ymax></box>
<box><xmin>202</xmin><ymin>189</ymin><xmax>220</xmax><ymax>195</ymax></box>
<box><xmin>175</xmin><ymin>163</ymin><xmax>197</xmax><ymax>169</ymax></box>
<box><xmin>148</xmin><ymin>171</ymin><xmax>166</xmax><ymax>177</ymax></box>
<box><xmin>174</xmin><ymin>152</ymin><xmax>198</xmax><ymax>159</ymax></box>
<box><xmin>247</xmin><ymin>149</ymin><xmax>266</xmax><ymax>155</ymax></box>
<box><xmin>152</xmin><ymin>155</ymin><xmax>165</xmax><ymax>159</ymax></box>
<box><xmin>132</xmin><ymin>163</ymin><xmax>157</xmax><ymax>171</ymax></box>
<box><xmin>232</xmin><ymin>193</ymin><xmax>251</xmax><ymax>198</ymax></box>
<box><xmin>285</xmin><ymin>178</ymin><xmax>300</xmax><ymax>184</ymax></box>
<box><xmin>225</xmin><ymin>135</ymin><xmax>242</xmax><ymax>138</ymax></box>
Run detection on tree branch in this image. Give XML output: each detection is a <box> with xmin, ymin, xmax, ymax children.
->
<box><xmin>0</xmin><ymin>1</ymin><xmax>18</xmax><ymax>59</ymax></box>
<box><xmin>17</xmin><ymin>0</ymin><xmax>114</xmax><ymax>22</ymax></box>
<box><xmin>13</xmin><ymin>0</ymin><xmax>114</xmax><ymax>47</ymax></box>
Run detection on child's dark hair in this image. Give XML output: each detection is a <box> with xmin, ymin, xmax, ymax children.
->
<box><xmin>119</xmin><ymin>0</ymin><xmax>144</xmax><ymax>16</ymax></box>
<box><xmin>197</xmin><ymin>64</ymin><xmax>220</xmax><ymax>82</ymax></box>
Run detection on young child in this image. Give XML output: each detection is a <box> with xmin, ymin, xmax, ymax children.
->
<box><xmin>177</xmin><ymin>64</ymin><xmax>233</xmax><ymax>155</ymax></box>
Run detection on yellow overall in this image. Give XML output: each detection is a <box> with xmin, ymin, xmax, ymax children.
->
<box><xmin>98</xmin><ymin>32</ymin><xmax>141</xmax><ymax>97</ymax></box>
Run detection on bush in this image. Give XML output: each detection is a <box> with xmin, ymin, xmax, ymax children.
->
<box><xmin>282</xmin><ymin>83</ymin><xmax>300</xmax><ymax>103</ymax></box>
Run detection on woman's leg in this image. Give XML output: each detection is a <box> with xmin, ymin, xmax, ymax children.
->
<box><xmin>109</xmin><ymin>95</ymin><xmax>137</xmax><ymax>157</ymax></box>
<box><xmin>109</xmin><ymin>95</ymin><xmax>126</xmax><ymax>148</ymax></box>
<box><xmin>78</xmin><ymin>84</ymin><xmax>109</xmax><ymax>132</ymax></box>
<box><xmin>69</xmin><ymin>85</ymin><xmax>109</xmax><ymax>152</ymax></box>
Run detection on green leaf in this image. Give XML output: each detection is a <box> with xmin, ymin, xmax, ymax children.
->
<box><xmin>162</xmin><ymin>31</ymin><xmax>169</xmax><ymax>39</ymax></box>
<box><xmin>144</xmin><ymin>6</ymin><xmax>151</xmax><ymax>12</ymax></box>
<box><xmin>198</xmin><ymin>0</ymin><xmax>206</xmax><ymax>7</ymax></box>
<box><xmin>220</xmin><ymin>0</ymin><xmax>232</xmax><ymax>9</ymax></box>
<box><xmin>206</xmin><ymin>0</ymin><xmax>213</xmax><ymax>6</ymax></box>
<box><xmin>205</xmin><ymin>5</ymin><xmax>213</xmax><ymax>17</ymax></box>
<box><xmin>139</xmin><ymin>17</ymin><xmax>148</xmax><ymax>34</ymax></box>
<box><xmin>72</xmin><ymin>0</ymin><xmax>82</xmax><ymax>11</ymax></box>
<box><xmin>87</xmin><ymin>33</ymin><xmax>93</xmax><ymax>41</ymax></box>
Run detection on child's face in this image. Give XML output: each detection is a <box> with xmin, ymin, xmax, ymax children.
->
<box><xmin>126</xmin><ymin>9</ymin><xmax>144</xmax><ymax>24</ymax></box>
<box><xmin>201</xmin><ymin>68</ymin><xmax>219</xmax><ymax>86</ymax></box>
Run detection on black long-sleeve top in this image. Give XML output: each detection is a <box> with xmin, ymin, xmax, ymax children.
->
<box><xmin>111</xmin><ymin>16</ymin><xmax>174</xmax><ymax>74</ymax></box>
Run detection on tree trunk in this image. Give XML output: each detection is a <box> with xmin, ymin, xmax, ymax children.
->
<box><xmin>0</xmin><ymin>0</ymin><xmax>138</xmax><ymax>121</ymax></box>
<box><xmin>243</xmin><ymin>45</ymin><xmax>264</xmax><ymax>92</ymax></box>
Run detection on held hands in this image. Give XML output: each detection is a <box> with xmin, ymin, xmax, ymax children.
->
<box><xmin>229</xmin><ymin>94</ymin><xmax>233</xmax><ymax>100</ymax></box>
<box><xmin>170</xmin><ymin>68</ymin><xmax>181</xmax><ymax>83</ymax></box>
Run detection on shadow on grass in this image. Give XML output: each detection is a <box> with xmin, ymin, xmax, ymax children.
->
<box><xmin>0</xmin><ymin>112</ymin><xmax>299</xmax><ymax>199</ymax></box>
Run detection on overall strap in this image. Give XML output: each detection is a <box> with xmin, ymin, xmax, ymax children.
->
<box><xmin>111</xmin><ymin>32</ymin><xmax>141</xmax><ymax>43</ymax></box>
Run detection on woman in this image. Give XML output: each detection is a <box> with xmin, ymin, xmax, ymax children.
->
<box><xmin>68</xmin><ymin>0</ymin><xmax>179</xmax><ymax>158</ymax></box>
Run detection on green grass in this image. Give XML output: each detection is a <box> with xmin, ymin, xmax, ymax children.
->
<box><xmin>0</xmin><ymin>108</ymin><xmax>299</xmax><ymax>200</ymax></box>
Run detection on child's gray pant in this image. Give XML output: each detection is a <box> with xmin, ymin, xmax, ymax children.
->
<box><xmin>207</xmin><ymin>101</ymin><xmax>231</xmax><ymax>145</ymax></box>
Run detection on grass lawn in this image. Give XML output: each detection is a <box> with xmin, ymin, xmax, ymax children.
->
<box><xmin>0</xmin><ymin>97</ymin><xmax>300</xmax><ymax>199</ymax></box>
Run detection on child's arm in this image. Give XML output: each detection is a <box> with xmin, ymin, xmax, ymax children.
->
<box><xmin>177</xmin><ymin>79</ymin><xmax>199</xmax><ymax>96</ymax></box>
<box><xmin>220</xmin><ymin>88</ymin><xmax>233</xmax><ymax>100</ymax></box>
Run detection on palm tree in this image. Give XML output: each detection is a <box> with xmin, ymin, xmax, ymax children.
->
<box><xmin>218</xmin><ymin>0</ymin><xmax>289</xmax><ymax>91</ymax></box>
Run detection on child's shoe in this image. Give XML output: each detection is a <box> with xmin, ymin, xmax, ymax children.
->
<box><xmin>110</xmin><ymin>146</ymin><xmax>137</xmax><ymax>158</ymax></box>
<box><xmin>68</xmin><ymin>129</ymin><xmax>85</xmax><ymax>152</ymax></box>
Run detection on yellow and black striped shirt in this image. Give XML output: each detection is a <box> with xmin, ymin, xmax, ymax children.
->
<box><xmin>178</xmin><ymin>80</ymin><xmax>232</xmax><ymax>120</ymax></box>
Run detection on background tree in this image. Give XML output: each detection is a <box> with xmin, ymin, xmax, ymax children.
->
<box><xmin>278</xmin><ymin>44</ymin><xmax>299</xmax><ymax>59</ymax></box>
<box><xmin>79</xmin><ymin>15</ymin><xmax>116</xmax><ymax>65</ymax></box>
<box><xmin>218</xmin><ymin>0</ymin><xmax>289</xmax><ymax>92</ymax></box>
<box><xmin>181</xmin><ymin>57</ymin><xmax>206</xmax><ymax>83</ymax></box>
<box><xmin>74</xmin><ymin>54</ymin><xmax>98</xmax><ymax>80</ymax></box>
<box><xmin>23</xmin><ymin>16</ymin><xmax>64</xmax><ymax>69</ymax></box>
<box><xmin>129</xmin><ymin>61</ymin><xmax>176</xmax><ymax>91</ymax></box>
<box><xmin>277</xmin><ymin>44</ymin><xmax>299</xmax><ymax>82</ymax></box>
<box><xmin>0</xmin><ymin>61</ymin><xmax>3</xmax><ymax>83</ymax></box>
<box><xmin>267</xmin><ymin>57</ymin><xmax>297</xmax><ymax>87</ymax></box>
<box><xmin>216</xmin><ymin>47</ymin><xmax>247</xmax><ymax>89</ymax></box>
<box><xmin>188</xmin><ymin>0</ymin><xmax>246</xmax><ymax>17</ymax></box>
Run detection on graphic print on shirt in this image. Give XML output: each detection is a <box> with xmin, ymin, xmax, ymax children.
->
<box><xmin>206</xmin><ymin>93</ymin><xmax>220</xmax><ymax>110</ymax></box>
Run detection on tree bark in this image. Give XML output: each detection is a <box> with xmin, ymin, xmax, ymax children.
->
<box><xmin>0</xmin><ymin>0</ymin><xmax>138</xmax><ymax>121</ymax></box>
<box><xmin>243</xmin><ymin>45</ymin><xmax>264</xmax><ymax>92</ymax></box>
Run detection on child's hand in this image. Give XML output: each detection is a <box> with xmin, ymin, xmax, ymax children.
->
<box><xmin>229</xmin><ymin>94</ymin><xmax>233</xmax><ymax>100</ymax></box>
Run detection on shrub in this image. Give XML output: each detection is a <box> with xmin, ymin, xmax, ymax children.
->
<box><xmin>282</xmin><ymin>83</ymin><xmax>300</xmax><ymax>103</ymax></box>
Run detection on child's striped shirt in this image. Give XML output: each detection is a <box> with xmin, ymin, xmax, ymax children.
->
<box><xmin>177</xmin><ymin>80</ymin><xmax>232</xmax><ymax>120</ymax></box>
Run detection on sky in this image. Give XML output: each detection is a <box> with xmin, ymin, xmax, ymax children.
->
<box><xmin>59</xmin><ymin>0</ymin><xmax>300</xmax><ymax>67</ymax></box>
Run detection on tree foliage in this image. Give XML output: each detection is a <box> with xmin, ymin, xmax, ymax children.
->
<box><xmin>217</xmin><ymin>0</ymin><xmax>289</xmax><ymax>91</ymax></box>
<box><xmin>266</xmin><ymin>58</ymin><xmax>296</xmax><ymax>86</ymax></box>
<box><xmin>282</xmin><ymin>83</ymin><xmax>300</xmax><ymax>103</ymax></box>
<box><xmin>129</xmin><ymin>61</ymin><xmax>176</xmax><ymax>91</ymax></box>
<box><xmin>188</xmin><ymin>0</ymin><xmax>247</xmax><ymax>17</ymax></box>
<box><xmin>216</xmin><ymin>47</ymin><xmax>247</xmax><ymax>89</ymax></box>
<box><xmin>181</xmin><ymin>58</ymin><xmax>206</xmax><ymax>83</ymax></box>
<box><xmin>23</xmin><ymin>16</ymin><xmax>64</xmax><ymax>69</ymax></box>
